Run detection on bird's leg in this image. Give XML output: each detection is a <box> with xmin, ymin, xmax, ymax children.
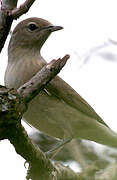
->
<box><xmin>45</xmin><ymin>137</ymin><xmax>72</xmax><ymax>159</ymax></box>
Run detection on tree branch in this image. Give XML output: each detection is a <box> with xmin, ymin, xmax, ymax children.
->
<box><xmin>0</xmin><ymin>0</ymin><xmax>17</xmax><ymax>52</ymax></box>
<box><xmin>0</xmin><ymin>55</ymin><xmax>81</xmax><ymax>180</ymax></box>
<box><xmin>18</xmin><ymin>55</ymin><xmax>70</xmax><ymax>103</ymax></box>
<box><xmin>9</xmin><ymin>123</ymin><xmax>79</xmax><ymax>180</ymax></box>
<box><xmin>8</xmin><ymin>0</ymin><xmax>36</xmax><ymax>19</ymax></box>
<box><xmin>0</xmin><ymin>0</ymin><xmax>37</xmax><ymax>52</ymax></box>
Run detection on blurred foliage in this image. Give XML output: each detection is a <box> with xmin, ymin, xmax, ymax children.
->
<box><xmin>29</xmin><ymin>130</ymin><xmax>117</xmax><ymax>179</ymax></box>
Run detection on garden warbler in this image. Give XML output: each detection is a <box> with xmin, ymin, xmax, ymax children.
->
<box><xmin>5</xmin><ymin>17</ymin><xmax>117</xmax><ymax>149</ymax></box>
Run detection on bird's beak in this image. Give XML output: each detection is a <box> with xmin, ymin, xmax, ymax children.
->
<box><xmin>47</xmin><ymin>25</ymin><xmax>63</xmax><ymax>32</ymax></box>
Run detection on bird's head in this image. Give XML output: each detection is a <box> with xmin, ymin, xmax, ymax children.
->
<box><xmin>9</xmin><ymin>17</ymin><xmax>63</xmax><ymax>52</ymax></box>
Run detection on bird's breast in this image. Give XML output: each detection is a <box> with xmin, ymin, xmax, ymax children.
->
<box><xmin>5</xmin><ymin>57</ymin><xmax>45</xmax><ymax>89</ymax></box>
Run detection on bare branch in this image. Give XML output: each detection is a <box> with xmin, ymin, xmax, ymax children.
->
<box><xmin>9</xmin><ymin>123</ymin><xmax>79</xmax><ymax>180</ymax></box>
<box><xmin>0</xmin><ymin>0</ymin><xmax>17</xmax><ymax>52</ymax></box>
<box><xmin>0</xmin><ymin>54</ymin><xmax>80</xmax><ymax>179</ymax></box>
<box><xmin>0</xmin><ymin>0</ymin><xmax>37</xmax><ymax>52</ymax></box>
<box><xmin>9</xmin><ymin>0</ymin><xmax>36</xmax><ymax>19</ymax></box>
<box><xmin>18</xmin><ymin>55</ymin><xmax>70</xmax><ymax>103</ymax></box>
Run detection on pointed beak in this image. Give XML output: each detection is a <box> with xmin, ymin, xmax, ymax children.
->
<box><xmin>47</xmin><ymin>25</ymin><xmax>63</xmax><ymax>32</ymax></box>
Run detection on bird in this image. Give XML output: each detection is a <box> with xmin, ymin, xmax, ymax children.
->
<box><xmin>4</xmin><ymin>17</ymin><xmax>117</xmax><ymax>149</ymax></box>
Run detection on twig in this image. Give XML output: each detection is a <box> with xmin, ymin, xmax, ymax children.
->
<box><xmin>0</xmin><ymin>0</ymin><xmax>37</xmax><ymax>52</ymax></box>
<box><xmin>18</xmin><ymin>55</ymin><xmax>70</xmax><ymax>103</ymax></box>
<box><xmin>9</xmin><ymin>0</ymin><xmax>36</xmax><ymax>19</ymax></box>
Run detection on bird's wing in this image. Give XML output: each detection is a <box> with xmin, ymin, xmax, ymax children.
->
<box><xmin>45</xmin><ymin>75</ymin><xmax>108</xmax><ymax>127</ymax></box>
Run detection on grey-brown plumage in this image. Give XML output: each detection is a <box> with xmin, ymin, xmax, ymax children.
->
<box><xmin>5</xmin><ymin>17</ymin><xmax>117</xmax><ymax>148</ymax></box>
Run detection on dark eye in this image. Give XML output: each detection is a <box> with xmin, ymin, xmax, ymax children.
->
<box><xmin>28</xmin><ymin>23</ymin><xmax>38</xmax><ymax>31</ymax></box>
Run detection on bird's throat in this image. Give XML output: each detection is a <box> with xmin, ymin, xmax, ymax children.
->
<box><xmin>5</xmin><ymin>47</ymin><xmax>46</xmax><ymax>89</ymax></box>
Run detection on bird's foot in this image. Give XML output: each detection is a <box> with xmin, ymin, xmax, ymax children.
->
<box><xmin>45</xmin><ymin>137</ymin><xmax>72</xmax><ymax>159</ymax></box>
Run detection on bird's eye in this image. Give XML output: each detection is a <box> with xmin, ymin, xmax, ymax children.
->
<box><xmin>27</xmin><ymin>23</ymin><xmax>38</xmax><ymax>31</ymax></box>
